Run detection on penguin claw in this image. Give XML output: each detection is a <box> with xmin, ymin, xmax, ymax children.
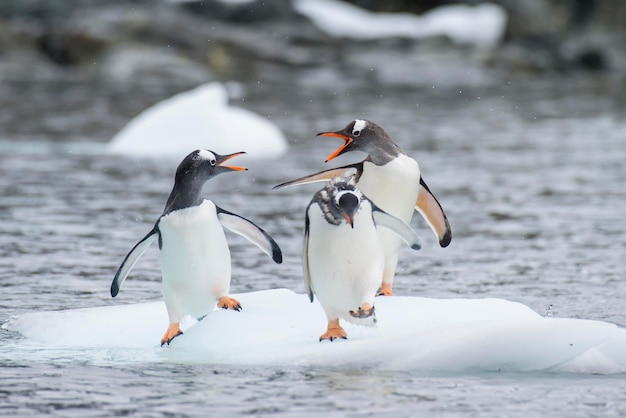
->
<box><xmin>319</xmin><ymin>320</ymin><xmax>347</xmax><ymax>342</ymax></box>
<box><xmin>160</xmin><ymin>323</ymin><xmax>183</xmax><ymax>347</ymax></box>
<box><xmin>320</xmin><ymin>335</ymin><xmax>348</xmax><ymax>342</ymax></box>
<box><xmin>376</xmin><ymin>283</ymin><xmax>393</xmax><ymax>297</ymax></box>
<box><xmin>319</xmin><ymin>333</ymin><xmax>348</xmax><ymax>342</ymax></box>
<box><xmin>349</xmin><ymin>304</ymin><xmax>375</xmax><ymax>319</ymax></box>
<box><xmin>161</xmin><ymin>330</ymin><xmax>183</xmax><ymax>347</ymax></box>
<box><xmin>217</xmin><ymin>296</ymin><xmax>242</xmax><ymax>311</ymax></box>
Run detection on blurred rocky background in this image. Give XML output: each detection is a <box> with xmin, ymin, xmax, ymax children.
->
<box><xmin>0</xmin><ymin>0</ymin><xmax>624</xmax><ymax>142</ymax></box>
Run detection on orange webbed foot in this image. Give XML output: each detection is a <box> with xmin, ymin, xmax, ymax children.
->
<box><xmin>349</xmin><ymin>303</ymin><xmax>375</xmax><ymax>319</ymax></box>
<box><xmin>376</xmin><ymin>282</ymin><xmax>393</xmax><ymax>297</ymax></box>
<box><xmin>217</xmin><ymin>296</ymin><xmax>242</xmax><ymax>311</ymax></box>
<box><xmin>161</xmin><ymin>322</ymin><xmax>183</xmax><ymax>347</ymax></box>
<box><xmin>319</xmin><ymin>319</ymin><xmax>347</xmax><ymax>342</ymax></box>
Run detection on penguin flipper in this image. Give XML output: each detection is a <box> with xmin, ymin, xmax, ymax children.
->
<box><xmin>302</xmin><ymin>211</ymin><xmax>314</xmax><ymax>302</ymax></box>
<box><xmin>111</xmin><ymin>225</ymin><xmax>159</xmax><ymax>297</ymax></box>
<box><xmin>216</xmin><ymin>207</ymin><xmax>283</xmax><ymax>264</ymax></box>
<box><xmin>372</xmin><ymin>207</ymin><xmax>422</xmax><ymax>250</ymax></box>
<box><xmin>416</xmin><ymin>177</ymin><xmax>452</xmax><ymax>247</ymax></box>
<box><xmin>272</xmin><ymin>163</ymin><xmax>361</xmax><ymax>190</ymax></box>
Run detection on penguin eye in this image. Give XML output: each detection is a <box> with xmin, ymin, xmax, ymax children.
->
<box><xmin>353</xmin><ymin>130</ymin><xmax>361</xmax><ymax>137</ymax></box>
<box><xmin>209</xmin><ymin>159</ymin><xmax>217</xmax><ymax>167</ymax></box>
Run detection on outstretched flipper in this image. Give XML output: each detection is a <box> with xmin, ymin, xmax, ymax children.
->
<box><xmin>111</xmin><ymin>224</ymin><xmax>160</xmax><ymax>297</ymax></box>
<box><xmin>272</xmin><ymin>163</ymin><xmax>361</xmax><ymax>190</ymax></box>
<box><xmin>372</xmin><ymin>207</ymin><xmax>422</xmax><ymax>250</ymax></box>
<box><xmin>416</xmin><ymin>177</ymin><xmax>452</xmax><ymax>247</ymax></box>
<box><xmin>216</xmin><ymin>207</ymin><xmax>283</xmax><ymax>264</ymax></box>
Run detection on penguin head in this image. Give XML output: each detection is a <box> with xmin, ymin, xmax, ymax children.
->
<box><xmin>175</xmin><ymin>149</ymin><xmax>247</xmax><ymax>184</ymax></box>
<box><xmin>164</xmin><ymin>149</ymin><xmax>247</xmax><ymax>214</ymax></box>
<box><xmin>317</xmin><ymin>178</ymin><xmax>362</xmax><ymax>228</ymax></box>
<box><xmin>317</xmin><ymin>119</ymin><xmax>401</xmax><ymax>165</ymax></box>
<box><xmin>335</xmin><ymin>190</ymin><xmax>360</xmax><ymax>228</ymax></box>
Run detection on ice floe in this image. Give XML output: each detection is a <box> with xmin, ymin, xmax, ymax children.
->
<box><xmin>107</xmin><ymin>82</ymin><xmax>288</xmax><ymax>160</ymax></box>
<box><xmin>294</xmin><ymin>0</ymin><xmax>507</xmax><ymax>49</ymax></box>
<box><xmin>4</xmin><ymin>289</ymin><xmax>626</xmax><ymax>374</ymax></box>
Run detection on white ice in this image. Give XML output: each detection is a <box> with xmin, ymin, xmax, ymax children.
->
<box><xmin>4</xmin><ymin>289</ymin><xmax>626</xmax><ymax>374</ymax></box>
<box><xmin>107</xmin><ymin>82</ymin><xmax>288</xmax><ymax>160</ymax></box>
<box><xmin>294</xmin><ymin>0</ymin><xmax>507</xmax><ymax>49</ymax></box>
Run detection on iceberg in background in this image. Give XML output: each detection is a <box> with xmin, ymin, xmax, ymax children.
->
<box><xmin>4</xmin><ymin>289</ymin><xmax>626</xmax><ymax>374</ymax></box>
<box><xmin>294</xmin><ymin>0</ymin><xmax>507</xmax><ymax>49</ymax></box>
<box><xmin>107</xmin><ymin>83</ymin><xmax>288</xmax><ymax>160</ymax></box>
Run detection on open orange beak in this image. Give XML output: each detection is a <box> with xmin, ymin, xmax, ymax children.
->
<box><xmin>318</xmin><ymin>132</ymin><xmax>353</xmax><ymax>163</ymax></box>
<box><xmin>218</xmin><ymin>151</ymin><xmax>247</xmax><ymax>171</ymax></box>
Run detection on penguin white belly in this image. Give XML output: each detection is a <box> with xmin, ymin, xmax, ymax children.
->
<box><xmin>158</xmin><ymin>199</ymin><xmax>230</xmax><ymax>322</ymax></box>
<box><xmin>357</xmin><ymin>156</ymin><xmax>420</xmax><ymax>278</ymax></box>
<box><xmin>307</xmin><ymin>205</ymin><xmax>382</xmax><ymax>325</ymax></box>
<box><xmin>357</xmin><ymin>156</ymin><xmax>420</xmax><ymax>222</ymax></box>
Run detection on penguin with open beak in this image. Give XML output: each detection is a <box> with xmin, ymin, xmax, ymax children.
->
<box><xmin>275</xmin><ymin>119</ymin><xmax>451</xmax><ymax>296</ymax></box>
<box><xmin>111</xmin><ymin>149</ymin><xmax>282</xmax><ymax>346</ymax></box>
<box><xmin>303</xmin><ymin>176</ymin><xmax>421</xmax><ymax>341</ymax></box>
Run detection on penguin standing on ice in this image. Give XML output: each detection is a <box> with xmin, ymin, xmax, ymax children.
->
<box><xmin>275</xmin><ymin>119</ymin><xmax>451</xmax><ymax>296</ymax></box>
<box><xmin>111</xmin><ymin>149</ymin><xmax>283</xmax><ymax>346</ymax></box>
<box><xmin>304</xmin><ymin>177</ymin><xmax>422</xmax><ymax>341</ymax></box>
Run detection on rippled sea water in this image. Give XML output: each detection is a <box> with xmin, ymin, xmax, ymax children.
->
<box><xmin>1</xmin><ymin>77</ymin><xmax>625</xmax><ymax>416</ymax></box>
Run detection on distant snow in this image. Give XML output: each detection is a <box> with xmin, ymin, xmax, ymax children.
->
<box><xmin>5</xmin><ymin>289</ymin><xmax>626</xmax><ymax>374</ymax></box>
<box><xmin>107</xmin><ymin>82</ymin><xmax>288</xmax><ymax>160</ymax></box>
<box><xmin>167</xmin><ymin>0</ymin><xmax>257</xmax><ymax>4</ymax></box>
<box><xmin>293</xmin><ymin>0</ymin><xmax>507</xmax><ymax>49</ymax></box>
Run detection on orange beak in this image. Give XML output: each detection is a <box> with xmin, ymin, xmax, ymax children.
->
<box><xmin>318</xmin><ymin>132</ymin><xmax>353</xmax><ymax>163</ymax></box>
<box><xmin>218</xmin><ymin>151</ymin><xmax>247</xmax><ymax>171</ymax></box>
<box><xmin>343</xmin><ymin>212</ymin><xmax>354</xmax><ymax>228</ymax></box>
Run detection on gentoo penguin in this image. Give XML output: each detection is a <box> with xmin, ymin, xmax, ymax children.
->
<box><xmin>275</xmin><ymin>119</ymin><xmax>451</xmax><ymax>296</ymax></box>
<box><xmin>304</xmin><ymin>177</ymin><xmax>422</xmax><ymax>341</ymax></box>
<box><xmin>111</xmin><ymin>149</ymin><xmax>282</xmax><ymax>346</ymax></box>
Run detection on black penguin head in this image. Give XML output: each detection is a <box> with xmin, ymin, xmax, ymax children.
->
<box><xmin>317</xmin><ymin>119</ymin><xmax>401</xmax><ymax>165</ymax></box>
<box><xmin>335</xmin><ymin>190</ymin><xmax>360</xmax><ymax>228</ymax></box>
<box><xmin>315</xmin><ymin>176</ymin><xmax>362</xmax><ymax>228</ymax></box>
<box><xmin>175</xmin><ymin>149</ymin><xmax>247</xmax><ymax>183</ymax></box>
<box><xmin>164</xmin><ymin>149</ymin><xmax>246</xmax><ymax>215</ymax></box>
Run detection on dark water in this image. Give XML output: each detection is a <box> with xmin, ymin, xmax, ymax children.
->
<box><xmin>1</xmin><ymin>76</ymin><xmax>625</xmax><ymax>416</ymax></box>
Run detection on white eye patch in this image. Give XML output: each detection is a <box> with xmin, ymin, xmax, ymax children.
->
<box><xmin>197</xmin><ymin>149</ymin><xmax>216</xmax><ymax>161</ymax></box>
<box><xmin>352</xmin><ymin>119</ymin><xmax>367</xmax><ymax>136</ymax></box>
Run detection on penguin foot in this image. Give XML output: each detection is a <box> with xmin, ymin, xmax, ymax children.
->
<box><xmin>376</xmin><ymin>283</ymin><xmax>394</xmax><ymax>297</ymax></box>
<box><xmin>319</xmin><ymin>319</ymin><xmax>347</xmax><ymax>342</ymax></box>
<box><xmin>161</xmin><ymin>323</ymin><xmax>183</xmax><ymax>347</ymax></box>
<box><xmin>217</xmin><ymin>296</ymin><xmax>242</xmax><ymax>311</ymax></box>
<box><xmin>349</xmin><ymin>303</ymin><xmax>375</xmax><ymax>319</ymax></box>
